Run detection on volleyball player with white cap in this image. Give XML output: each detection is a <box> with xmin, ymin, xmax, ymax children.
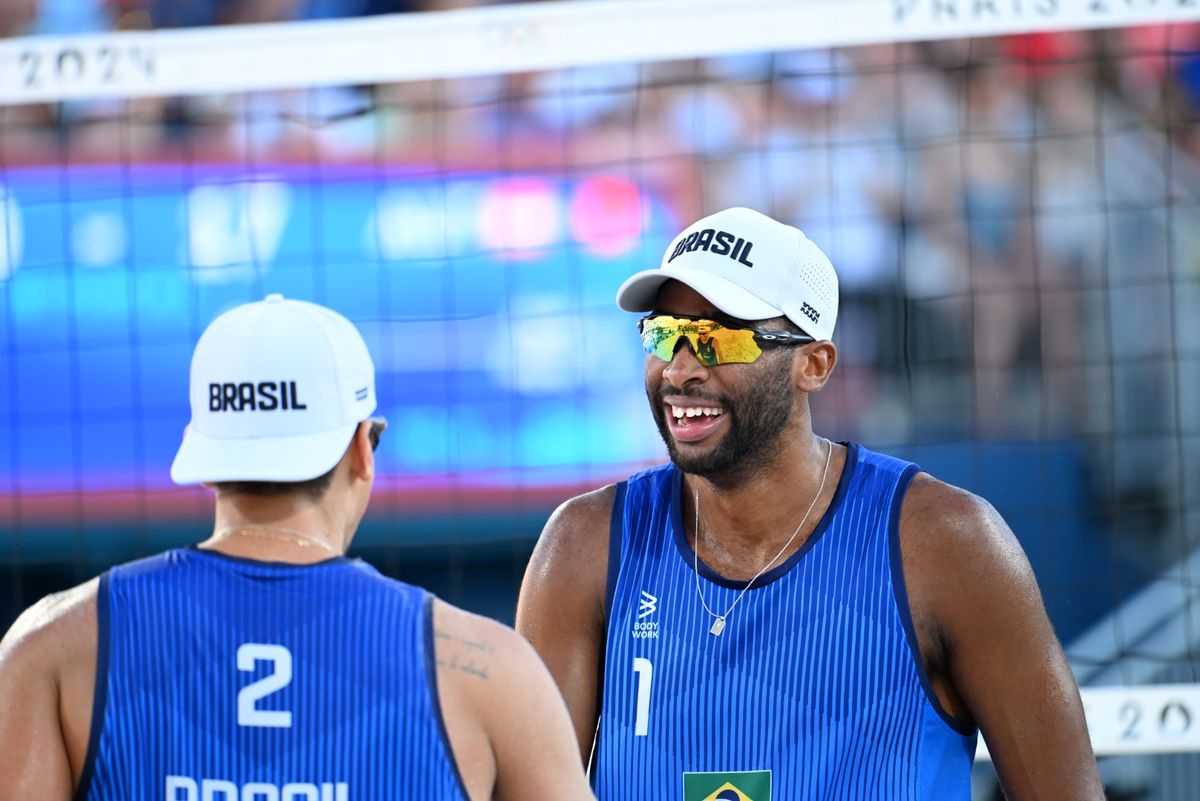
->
<box><xmin>518</xmin><ymin>208</ymin><xmax>1102</xmax><ymax>800</ymax></box>
<box><xmin>0</xmin><ymin>294</ymin><xmax>594</xmax><ymax>801</ymax></box>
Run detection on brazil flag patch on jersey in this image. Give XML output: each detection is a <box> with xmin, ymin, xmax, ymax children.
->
<box><xmin>682</xmin><ymin>770</ymin><xmax>771</xmax><ymax>801</ymax></box>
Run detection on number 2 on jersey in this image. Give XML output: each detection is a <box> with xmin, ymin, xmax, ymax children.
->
<box><xmin>237</xmin><ymin>643</ymin><xmax>293</xmax><ymax>728</ymax></box>
<box><xmin>633</xmin><ymin>657</ymin><xmax>652</xmax><ymax>736</ymax></box>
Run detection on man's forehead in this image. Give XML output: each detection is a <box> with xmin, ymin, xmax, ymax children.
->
<box><xmin>650</xmin><ymin>280</ymin><xmax>787</xmax><ymax>329</ymax></box>
<box><xmin>651</xmin><ymin>280</ymin><xmax>717</xmax><ymax>315</ymax></box>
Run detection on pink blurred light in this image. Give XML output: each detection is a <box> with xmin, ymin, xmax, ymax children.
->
<box><xmin>477</xmin><ymin>177</ymin><xmax>560</xmax><ymax>259</ymax></box>
<box><xmin>569</xmin><ymin>176</ymin><xmax>642</xmax><ymax>257</ymax></box>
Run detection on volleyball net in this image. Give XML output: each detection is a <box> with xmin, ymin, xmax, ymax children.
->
<box><xmin>1</xmin><ymin>0</ymin><xmax>1198</xmax><ymax>793</ymax></box>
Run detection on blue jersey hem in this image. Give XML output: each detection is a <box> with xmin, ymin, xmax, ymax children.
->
<box><xmin>604</xmin><ymin>481</ymin><xmax>627</xmax><ymax>627</ymax></box>
<box><xmin>422</xmin><ymin>593</ymin><xmax>472</xmax><ymax>801</ymax></box>
<box><xmin>593</xmin><ymin>480</ymin><xmax>628</xmax><ymax>785</ymax></box>
<box><xmin>887</xmin><ymin>465</ymin><xmax>977</xmax><ymax>736</ymax></box>
<box><xmin>71</xmin><ymin>571</ymin><xmax>111</xmax><ymax>801</ymax></box>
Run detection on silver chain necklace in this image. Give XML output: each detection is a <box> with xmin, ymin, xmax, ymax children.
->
<box><xmin>692</xmin><ymin>439</ymin><xmax>832</xmax><ymax>636</ymax></box>
<box><xmin>211</xmin><ymin>525</ymin><xmax>340</xmax><ymax>556</ymax></box>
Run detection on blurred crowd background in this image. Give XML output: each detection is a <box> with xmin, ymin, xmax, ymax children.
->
<box><xmin>9</xmin><ymin>10</ymin><xmax>1200</xmax><ymax>525</ymax></box>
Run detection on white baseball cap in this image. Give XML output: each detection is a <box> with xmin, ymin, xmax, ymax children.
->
<box><xmin>170</xmin><ymin>294</ymin><xmax>377</xmax><ymax>485</ymax></box>
<box><xmin>616</xmin><ymin>207</ymin><xmax>839</xmax><ymax>341</ymax></box>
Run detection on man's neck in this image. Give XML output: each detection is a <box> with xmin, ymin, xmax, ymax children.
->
<box><xmin>202</xmin><ymin>497</ymin><xmax>348</xmax><ymax>564</ymax></box>
<box><xmin>685</xmin><ymin>436</ymin><xmax>842</xmax><ymax>563</ymax></box>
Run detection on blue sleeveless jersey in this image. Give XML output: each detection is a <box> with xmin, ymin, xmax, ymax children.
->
<box><xmin>595</xmin><ymin>443</ymin><xmax>977</xmax><ymax>801</ymax></box>
<box><xmin>76</xmin><ymin>547</ymin><xmax>467</xmax><ymax>801</ymax></box>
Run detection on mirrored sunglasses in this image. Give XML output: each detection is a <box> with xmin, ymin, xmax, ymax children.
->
<box><xmin>368</xmin><ymin>416</ymin><xmax>387</xmax><ymax>451</ymax></box>
<box><xmin>638</xmin><ymin>314</ymin><xmax>815</xmax><ymax>367</ymax></box>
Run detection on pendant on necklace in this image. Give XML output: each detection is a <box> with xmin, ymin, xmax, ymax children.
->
<box><xmin>709</xmin><ymin>616</ymin><xmax>726</xmax><ymax>636</ymax></box>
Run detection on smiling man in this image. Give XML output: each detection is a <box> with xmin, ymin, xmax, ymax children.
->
<box><xmin>516</xmin><ymin>208</ymin><xmax>1103</xmax><ymax>800</ymax></box>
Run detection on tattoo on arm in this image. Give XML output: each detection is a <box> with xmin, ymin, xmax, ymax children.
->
<box><xmin>435</xmin><ymin>629</ymin><xmax>494</xmax><ymax>680</ymax></box>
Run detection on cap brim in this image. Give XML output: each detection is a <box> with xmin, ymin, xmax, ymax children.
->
<box><xmin>616</xmin><ymin>267</ymin><xmax>782</xmax><ymax>321</ymax></box>
<box><xmin>170</xmin><ymin>422</ymin><xmax>359</xmax><ymax>485</ymax></box>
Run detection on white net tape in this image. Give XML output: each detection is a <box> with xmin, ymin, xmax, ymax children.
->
<box><xmin>2</xmin><ymin>0</ymin><xmax>1200</xmax><ymax>104</ymax></box>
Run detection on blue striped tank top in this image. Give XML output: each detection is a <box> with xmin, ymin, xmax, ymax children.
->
<box><xmin>594</xmin><ymin>442</ymin><xmax>977</xmax><ymax>801</ymax></box>
<box><xmin>76</xmin><ymin>547</ymin><xmax>468</xmax><ymax>801</ymax></box>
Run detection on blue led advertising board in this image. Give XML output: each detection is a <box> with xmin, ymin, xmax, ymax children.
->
<box><xmin>0</xmin><ymin>165</ymin><xmax>676</xmax><ymax>526</ymax></box>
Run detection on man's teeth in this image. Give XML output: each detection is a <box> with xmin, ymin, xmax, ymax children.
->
<box><xmin>672</xmin><ymin>406</ymin><xmax>724</xmax><ymax>419</ymax></box>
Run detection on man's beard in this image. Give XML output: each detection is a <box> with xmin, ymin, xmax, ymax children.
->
<box><xmin>648</xmin><ymin>357</ymin><xmax>794</xmax><ymax>487</ymax></box>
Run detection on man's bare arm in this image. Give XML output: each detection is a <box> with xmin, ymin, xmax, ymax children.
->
<box><xmin>0</xmin><ymin>579</ymin><xmax>98</xmax><ymax>801</ymax></box>
<box><xmin>902</xmin><ymin>476</ymin><xmax>1103</xmax><ymax>800</ymax></box>
<box><xmin>515</xmin><ymin>486</ymin><xmax>613</xmax><ymax>762</ymax></box>
<box><xmin>433</xmin><ymin>600</ymin><xmax>595</xmax><ymax>801</ymax></box>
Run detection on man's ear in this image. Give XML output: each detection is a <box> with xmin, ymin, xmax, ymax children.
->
<box><xmin>793</xmin><ymin>341</ymin><xmax>837</xmax><ymax>393</ymax></box>
<box><xmin>348</xmin><ymin>420</ymin><xmax>375</xmax><ymax>483</ymax></box>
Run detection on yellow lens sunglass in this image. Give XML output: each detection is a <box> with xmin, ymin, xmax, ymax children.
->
<box><xmin>638</xmin><ymin>314</ymin><xmax>815</xmax><ymax>367</ymax></box>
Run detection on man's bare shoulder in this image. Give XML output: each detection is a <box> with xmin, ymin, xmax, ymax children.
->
<box><xmin>432</xmin><ymin>602</ymin><xmax>595</xmax><ymax>800</ymax></box>
<box><xmin>432</xmin><ymin>599</ymin><xmax>562</xmax><ymax>716</ymax></box>
<box><xmin>897</xmin><ymin>475</ymin><xmax>1101</xmax><ymax>796</ymax></box>
<box><xmin>543</xmin><ymin>484</ymin><xmax>618</xmax><ymax>546</ymax></box>
<box><xmin>900</xmin><ymin>473</ymin><xmax>1028</xmax><ymax>572</ymax></box>
<box><xmin>0</xmin><ymin>578</ymin><xmax>99</xmax><ymax>670</ymax></box>
<box><xmin>432</xmin><ymin>598</ymin><xmax>525</xmax><ymax>684</ymax></box>
<box><xmin>525</xmin><ymin>484</ymin><xmax>617</xmax><ymax>586</ymax></box>
<box><xmin>516</xmin><ymin>484</ymin><xmax>617</xmax><ymax>756</ymax></box>
<box><xmin>898</xmin><ymin>472</ymin><xmax>1043</xmax><ymax>642</ymax></box>
<box><xmin>0</xmin><ymin>580</ymin><xmax>98</xmax><ymax>801</ymax></box>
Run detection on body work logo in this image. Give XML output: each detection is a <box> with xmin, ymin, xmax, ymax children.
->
<box><xmin>638</xmin><ymin>590</ymin><xmax>657</xmax><ymax>618</ymax></box>
<box><xmin>632</xmin><ymin>590</ymin><xmax>658</xmax><ymax>639</ymax></box>
<box><xmin>683</xmin><ymin>770</ymin><xmax>771</xmax><ymax>801</ymax></box>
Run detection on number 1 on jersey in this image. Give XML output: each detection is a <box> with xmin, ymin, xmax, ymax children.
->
<box><xmin>237</xmin><ymin>643</ymin><xmax>293</xmax><ymax>728</ymax></box>
<box><xmin>633</xmin><ymin>657</ymin><xmax>652</xmax><ymax>736</ymax></box>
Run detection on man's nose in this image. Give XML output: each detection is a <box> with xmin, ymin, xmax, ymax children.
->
<box><xmin>662</xmin><ymin>338</ymin><xmax>709</xmax><ymax>387</ymax></box>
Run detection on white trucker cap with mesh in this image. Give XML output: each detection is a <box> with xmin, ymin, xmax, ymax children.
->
<box><xmin>170</xmin><ymin>294</ymin><xmax>376</xmax><ymax>485</ymax></box>
<box><xmin>616</xmin><ymin>207</ymin><xmax>839</xmax><ymax>341</ymax></box>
